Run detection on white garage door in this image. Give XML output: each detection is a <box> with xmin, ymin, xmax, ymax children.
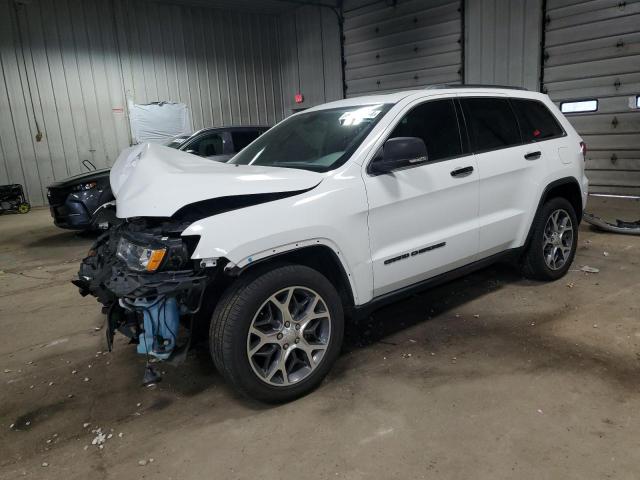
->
<box><xmin>343</xmin><ymin>0</ymin><xmax>463</xmax><ymax>98</ymax></box>
<box><xmin>542</xmin><ymin>0</ymin><xmax>640</xmax><ymax>195</ymax></box>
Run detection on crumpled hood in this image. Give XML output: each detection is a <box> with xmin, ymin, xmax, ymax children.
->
<box><xmin>110</xmin><ymin>143</ymin><xmax>323</xmax><ymax>218</ymax></box>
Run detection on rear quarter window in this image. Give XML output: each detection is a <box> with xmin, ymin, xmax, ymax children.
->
<box><xmin>511</xmin><ymin>99</ymin><xmax>564</xmax><ymax>142</ymax></box>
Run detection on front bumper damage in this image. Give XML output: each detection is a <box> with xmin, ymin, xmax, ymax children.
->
<box><xmin>73</xmin><ymin>219</ymin><xmax>213</xmax><ymax>383</ymax></box>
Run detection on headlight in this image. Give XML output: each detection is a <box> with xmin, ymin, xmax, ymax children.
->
<box><xmin>116</xmin><ymin>237</ymin><xmax>166</xmax><ymax>272</ymax></box>
<box><xmin>72</xmin><ymin>181</ymin><xmax>97</xmax><ymax>192</ymax></box>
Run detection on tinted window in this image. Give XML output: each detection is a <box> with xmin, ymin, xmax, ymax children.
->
<box><xmin>461</xmin><ymin>98</ymin><xmax>521</xmax><ymax>151</ymax></box>
<box><xmin>389</xmin><ymin>99</ymin><xmax>462</xmax><ymax>161</ymax></box>
<box><xmin>231</xmin><ymin>130</ymin><xmax>261</xmax><ymax>152</ymax></box>
<box><xmin>187</xmin><ymin>134</ymin><xmax>224</xmax><ymax>157</ymax></box>
<box><xmin>511</xmin><ymin>99</ymin><xmax>564</xmax><ymax>142</ymax></box>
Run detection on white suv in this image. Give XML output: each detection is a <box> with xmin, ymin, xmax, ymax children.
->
<box><xmin>76</xmin><ymin>86</ymin><xmax>589</xmax><ymax>402</ymax></box>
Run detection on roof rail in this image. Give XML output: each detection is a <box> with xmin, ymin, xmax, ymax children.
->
<box><xmin>425</xmin><ymin>83</ymin><xmax>529</xmax><ymax>91</ymax></box>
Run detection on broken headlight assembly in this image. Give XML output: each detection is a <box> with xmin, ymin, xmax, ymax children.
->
<box><xmin>115</xmin><ymin>232</ymin><xmax>195</xmax><ymax>273</ymax></box>
<box><xmin>116</xmin><ymin>237</ymin><xmax>166</xmax><ymax>272</ymax></box>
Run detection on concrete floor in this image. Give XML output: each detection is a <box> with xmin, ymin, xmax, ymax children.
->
<box><xmin>1</xmin><ymin>197</ymin><xmax>639</xmax><ymax>480</ymax></box>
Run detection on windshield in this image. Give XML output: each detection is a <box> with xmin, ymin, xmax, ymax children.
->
<box><xmin>229</xmin><ymin>104</ymin><xmax>392</xmax><ymax>172</ymax></box>
<box><xmin>163</xmin><ymin>135</ymin><xmax>190</xmax><ymax>149</ymax></box>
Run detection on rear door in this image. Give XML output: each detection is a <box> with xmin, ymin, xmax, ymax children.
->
<box><xmin>364</xmin><ymin>97</ymin><xmax>479</xmax><ymax>297</ymax></box>
<box><xmin>460</xmin><ymin>96</ymin><xmax>554</xmax><ymax>257</ymax></box>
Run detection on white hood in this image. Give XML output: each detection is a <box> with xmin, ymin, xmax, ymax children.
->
<box><xmin>110</xmin><ymin>143</ymin><xmax>323</xmax><ymax>218</ymax></box>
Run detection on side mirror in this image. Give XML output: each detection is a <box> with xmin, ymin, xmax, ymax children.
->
<box><xmin>369</xmin><ymin>137</ymin><xmax>428</xmax><ymax>175</ymax></box>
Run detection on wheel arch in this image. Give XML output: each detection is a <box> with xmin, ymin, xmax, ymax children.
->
<box><xmin>525</xmin><ymin>176</ymin><xmax>583</xmax><ymax>249</ymax></box>
<box><xmin>224</xmin><ymin>244</ymin><xmax>357</xmax><ymax>315</ymax></box>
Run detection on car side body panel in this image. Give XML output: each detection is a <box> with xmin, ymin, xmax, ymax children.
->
<box><xmin>183</xmin><ymin>88</ymin><xmax>586</xmax><ymax>307</ymax></box>
<box><xmin>114</xmin><ymin>88</ymin><xmax>586</xmax><ymax>308</ymax></box>
<box><xmin>183</xmin><ymin>161</ymin><xmax>374</xmax><ymax>305</ymax></box>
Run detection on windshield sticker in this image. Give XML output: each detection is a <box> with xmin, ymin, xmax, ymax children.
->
<box><xmin>340</xmin><ymin>105</ymin><xmax>383</xmax><ymax>126</ymax></box>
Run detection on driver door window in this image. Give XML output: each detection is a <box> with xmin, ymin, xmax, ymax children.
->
<box><xmin>389</xmin><ymin>99</ymin><xmax>463</xmax><ymax>162</ymax></box>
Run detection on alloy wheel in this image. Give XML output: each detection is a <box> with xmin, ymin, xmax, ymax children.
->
<box><xmin>542</xmin><ymin>208</ymin><xmax>574</xmax><ymax>270</ymax></box>
<box><xmin>246</xmin><ymin>286</ymin><xmax>331</xmax><ymax>386</ymax></box>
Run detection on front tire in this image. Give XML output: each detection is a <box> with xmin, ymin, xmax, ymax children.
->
<box><xmin>521</xmin><ymin>197</ymin><xmax>578</xmax><ymax>281</ymax></box>
<box><xmin>210</xmin><ymin>264</ymin><xmax>344</xmax><ymax>403</ymax></box>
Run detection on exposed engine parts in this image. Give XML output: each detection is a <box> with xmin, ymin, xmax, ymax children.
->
<box><xmin>73</xmin><ymin>218</ymin><xmax>213</xmax><ymax>382</ymax></box>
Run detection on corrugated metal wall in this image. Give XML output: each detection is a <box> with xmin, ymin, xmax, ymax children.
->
<box><xmin>278</xmin><ymin>5</ymin><xmax>344</xmax><ymax>112</ymax></box>
<box><xmin>543</xmin><ymin>0</ymin><xmax>640</xmax><ymax>196</ymax></box>
<box><xmin>0</xmin><ymin>0</ymin><xmax>341</xmax><ymax>206</ymax></box>
<box><xmin>116</xmin><ymin>0</ymin><xmax>285</xmax><ymax>129</ymax></box>
<box><xmin>342</xmin><ymin>0</ymin><xmax>463</xmax><ymax>97</ymax></box>
<box><xmin>0</xmin><ymin>0</ymin><xmax>131</xmax><ymax>206</ymax></box>
<box><xmin>465</xmin><ymin>0</ymin><xmax>543</xmax><ymax>91</ymax></box>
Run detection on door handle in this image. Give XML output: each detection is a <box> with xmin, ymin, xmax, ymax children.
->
<box><xmin>524</xmin><ymin>151</ymin><xmax>542</xmax><ymax>160</ymax></box>
<box><xmin>450</xmin><ymin>166</ymin><xmax>474</xmax><ymax>178</ymax></box>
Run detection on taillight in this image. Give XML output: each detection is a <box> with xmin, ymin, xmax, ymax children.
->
<box><xmin>579</xmin><ymin>141</ymin><xmax>587</xmax><ymax>161</ymax></box>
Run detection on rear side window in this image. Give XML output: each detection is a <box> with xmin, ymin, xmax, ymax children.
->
<box><xmin>389</xmin><ymin>99</ymin><xmax>462</xmax><ymax>161</ymax></box>
<box><xmin>231</xmin><ymin>130</ymin><xmax>261</xmax><ymax>152</ymax></box>
<box><xmin>460</xmin><ymin>98</ymin><xmax>521</xmax><ymax>152</ymax></box>
<box><xmin>511</xmin><ymin>99</ymin><xmax>564</xmax><ymax>142</ymax></box>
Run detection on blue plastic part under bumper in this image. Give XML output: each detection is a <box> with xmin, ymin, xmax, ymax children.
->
<box><xmin>130</xmin><ymin>297</ymin><xmax>180</xmax><ymax>360</ymax></box>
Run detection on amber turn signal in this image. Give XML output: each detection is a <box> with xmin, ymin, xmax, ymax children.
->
<box><xmin>146</xmin><ymin>249</ymin><xmax>166</xmax><ymax>272</ymax></box>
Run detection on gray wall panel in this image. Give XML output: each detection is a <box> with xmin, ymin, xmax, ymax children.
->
<box><xmin>2</xmin><ymin>0</ymin><xmax>340</xmax><ymax>206</ymax></box>
<box><xmin>544</xmin><ymin>0</ymin><xmax>640</xmax><ymax>195</ymax></box>
<box><xmin>1</xmin><ymin>0</ymin><xmax>45</xmax><ymax>205</ymax></box>
<box><xmin>343</xmin><ymin>0</ymin><xmax>463</xmax><ymax>97</ymax></box>
<box><xmin>465</xmin><ymin>0</ymin><xmax>542</xmax><ymax>91</ymax></box>
<box><xmin>277</xmin><ymin>5</ymin><xmax>343</xmax><ymax>113</ymax></box>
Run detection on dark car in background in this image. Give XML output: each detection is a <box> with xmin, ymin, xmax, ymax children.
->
<box><xmin>47</xmin><ymin>125</ymin><xmax>269</xmax><ymax>230</ymax></box>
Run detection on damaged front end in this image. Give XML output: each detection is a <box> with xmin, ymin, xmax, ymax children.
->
<box><xmin>74</xmin><ymin>218</ymin><xmax>214</xmax><ymax>382</ymax></box>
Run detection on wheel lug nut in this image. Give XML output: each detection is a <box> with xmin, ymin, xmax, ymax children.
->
<box><xmin>283</xmin><ymin>343</ymin><xmax>289</xmax><ymax>349</ymax></box>
<box><xmin>295</xmin><ymin>338</ymin><xmax>300</xmax><ymax>344</ymax></box>
<box><xmin>295</xmin><ymin>324</ymin><xmax>300</xmax><ymax>330</ymax></box>
<box><xmin>277</xmin><ymin>333</ymin><xmax>283</xmax><ymax>340</ymax></box>
<box><xmin>285</xmin><ymin>321</ymin><xmax>290</xmax><ymax>328</ymax></box>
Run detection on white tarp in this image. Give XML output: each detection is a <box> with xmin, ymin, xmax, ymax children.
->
<box><xmin>128</xmin><ymin>101</ymin><xmax>192</xmax><ymax>144</ymax></box>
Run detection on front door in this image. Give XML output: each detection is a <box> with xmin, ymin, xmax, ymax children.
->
<box><xmin>364</xmin><ymin>98</ymin><xmax>480</xmax><ymax>298</ymax></box>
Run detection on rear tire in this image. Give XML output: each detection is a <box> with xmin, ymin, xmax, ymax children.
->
<box><xmin>210</xmin><ymin>264</ymin><xmax>344</xmax><ymax>403</ymax></box>
<box><xmin>521</xmin><ymin>197</ymin><xmax>578</xmax><ymax>281</ymax></box>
